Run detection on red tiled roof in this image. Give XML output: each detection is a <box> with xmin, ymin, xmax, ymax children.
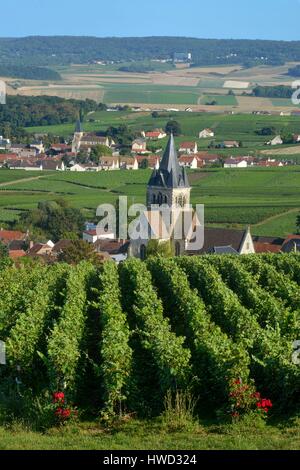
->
<box><xmin>179</xmin><ymin>142</ymin><xmax>196</xmax><ymax>148</ymax></box>
<box><xmin>145</xmin><ymin>132</ymin><xmax>161</xmax><ymax>137</ymax></box>
<box><xmin>9</xmin><ymin>250</ymin><xmax>26</xmax><ymax>259</ymax></box>
<box><xmin>0</xmin><ymin>230</ymin><xmax>26</xmax><ymax>242</ymax></box>
<box><xmin>254</xmin><ymin>242</ymin><xmax>282</xmax><ymax>253</ymax></box>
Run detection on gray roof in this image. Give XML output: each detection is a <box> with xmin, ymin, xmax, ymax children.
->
<box><xmin>213</xmin><ymin>246</ymin><xmax>239</xmax><ymax>255</ymax></box>
<box><xmin>148</xmin><ymin>134</ymin><xmax>190</xmax><ymax>189</ymax></box>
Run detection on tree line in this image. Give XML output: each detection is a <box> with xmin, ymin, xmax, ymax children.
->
<box><xmin>1</xmin><ymin>36</ymin><xmax>300</xmax><ymax>66</ymax></box>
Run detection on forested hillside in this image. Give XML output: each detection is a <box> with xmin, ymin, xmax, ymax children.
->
<box><xmin>1</xmin><ymin>36</ymin><xmax>300</xmax><ymax>66</ymax></box>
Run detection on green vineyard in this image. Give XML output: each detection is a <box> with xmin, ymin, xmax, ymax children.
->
<box><xmin>0</xmin><ymin>255</ymin><xmax>299</xmax><ymax>424</ymax></box>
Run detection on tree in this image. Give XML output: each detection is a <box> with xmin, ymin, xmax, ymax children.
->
<box><xmin>16</xmin><ymin>199</ymin><xmax>85</xmax><ymax>242</ymax></box>
<box><xmin>228</xmin><ymin>89</ymin><xmax>234</xmax><ymax>95</ymax></box>
<box><xmin>146</xmin><ymin>240</ymin><xmax>174</xmax><ymax>258</ymax></box>
<box><xmin>58</xmin><ymin>240</ymin><xmax>101</xmax><ymax>265</ymax></box>
<box><xmin>152</xmin><ymin>111</ymin><xmax>159</xmax><ymax>118</ymax></box>
<box><xmin>281</xmin><ymin>132</ymin><xmax>294</xmax><ymax>145</ymax></box>
<box><xmin>139</xmin><ymin>158</ymin><xmax>149</xmax><ymax>169</ymax></box>
<box><xmin>90</xmin><ymin>144</ymin><xmax>112</xmax><ymax>163</ymax></box>
<box><xmin>256</xmin><ymin>127</ymin><xmax>276</xmax><ymax>136</ymax></box>
<box><xmin>0</xmin><ymin>241</ymin><xmax>13</xmax><ymax>269</ymax></box>
<box><xmin>165</xmin><ymin>120</ymin><xmax>181</xmax><ymax>136</ymax></box>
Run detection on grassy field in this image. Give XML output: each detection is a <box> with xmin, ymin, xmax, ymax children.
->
<box><xmin>26</xmin><ymin>111</ymin><xmax>300</xmax><ymax>156</ymax></box>
<box><xmin>0</xmin><ymin>418</ymin><xmax>299</xmax><ymax>450</ymax></box>
<box><xmin>5</xmin><ymin>61</ymin><xmax>300</xmax><ymax>112</ymax></box>
<box><xmin>200</xmin><ymin>94</ymin><xmax>238</xmax><ymax>106</ymax></box>
<box><xmin>0</xmin><ymin>167</ymin><xmax>300</xmax><ymax>237</ymax></box>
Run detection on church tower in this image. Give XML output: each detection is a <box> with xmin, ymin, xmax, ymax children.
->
<box><xmin>72</xmin><ymin>119</ymin><xmax>84</xmax><ymax>154</ymax></box>
<box><xmin>147</xmin><ymin>133</ymin><xmax>191</xmax><ymax>208</ymax></box>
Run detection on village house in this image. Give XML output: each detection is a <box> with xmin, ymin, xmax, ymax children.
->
<box><xmin>178</xmin><ymin>155</ymin><xmax>204</xmax><ymax>169</ymax></box>
<box><xmin>27</xmin><ymin>241</ymin><xmax>54</xmax><ymax>257</ymax></box>
<box><xmin>119</xmin><ymin>156</ymin><xmax>139</xmax><ymax>170</ymax></box>
<box><xmin>83</xmin><ymin>229</ymin><xmax>115</xmax><ymax>244</ymax></box>
<box><xmin>136</xmin><ymin>155</ymin><xmax>160</xmax><ymax>170</ymax></box>
<box><xmin>257</xmin><ymin>159</ymin><xmax>284</xmax><ymax>167</ymax></box>
<box><xmin>293</xmin><ymin>134</ymin><xmax>300</xmax><ymax>143</ymax></box>
<box><xmin>267</xmin><ymin>135</ymin><xmax>283</xmax><ymax>146</ymax></box>
<box><xmin>141</xmin><ymin>129</ymin><xmax>167</xmax><ymax>140</ymax></box>
<box><xmin>0</xmin><ymin>136</ymin><xmax>10</xmax><ymax>150</ymax></box>
<box><xmin>99</xmin><ymin>156</ymin><xmax>120</xmax><ymax>171</ymax></box>
<box><xmin>178</xmin><ymin>141</ymin><xmax>198</xmax><ymax>154</ymax></box>
<box><xmin>30</xmin><ymin>140</ymin><xmax>45</xmax><ymax>154</ymax></box>
<box><xmin>199</xmin><ymin>128</ymin><xmax>215</xmax><ymax>139</ymax></box>
<box><xmin>190</xmin><ymin>226</ymin><xmax>255</xmax><ymax>255</ymax></box>
<box><xmin>224</xmin><ymin>157</ymin><xmax>248</xmax><ymax>168</ymax></box>
<box><xmin>222</xmin><ymin>140</ymin><xmax>240</xmax><ymax>148</ymax></box>
<box><xmin>131</xmin><ymin>139</ymin><xmax>147</xmax><ymax>154</ymax></box>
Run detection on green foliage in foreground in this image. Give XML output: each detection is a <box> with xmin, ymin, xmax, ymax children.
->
<box><xmin>0</xmin><ymin>255</ymin><xmax>299</xmax><ymax>429</ymax></box>
<box><xmin>0</xmin><ymin>418</ymin><xmax>300</xmax><ymax>450</ymax></box>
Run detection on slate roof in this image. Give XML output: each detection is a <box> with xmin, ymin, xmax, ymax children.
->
<box><xmin>190</xmin><ymin>227</ymin><xmax>248</xmax><ymax>254</ymax></box>
<box><xmin>148</xmin><ymin>134</ymin><xmax>190</xmax><ymax>189</ymax></box>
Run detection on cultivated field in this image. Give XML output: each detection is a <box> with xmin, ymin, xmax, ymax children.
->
<box><xmin>0</xmin><ymin>256</ymin><xmax>299</xmax><ymax>448</ymax></box>
<box><xmin>3</xmin><ymin>61</ymin><xmax>300</xmax><ymax>111</ymax></box>
<box><xmin>0</xmin><ymin>167</ymin><xmax>300</xmax><ymax>237</ymax></box>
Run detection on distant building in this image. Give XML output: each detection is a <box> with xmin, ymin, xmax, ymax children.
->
<box><xmin>131</xmin><ymin>139</ymin><xmax>147</xmax><ymax>154</ymax></box>
<box><xmin>0</xmin><ymin>135</ymin><xmax>10</xmax><ymax>150</ymax></box>
<box><xmin>223</xmin><ymin>140</ymin><xmax>240</xmax><ymax>148</ymax></box>
<box><xmin>83</xmin><ymin>229</ymin><xmax>115</xmax><ymax>244</ymax></box>
<box><xmin>199</xmin><ymin>128</ymin><xmax>215</xmax><ymax>139</ymax></box>
<box><xmin>267</xmin><ymin>135</ymin><xmax>283</xmax><ymax>146</ymax></box>
<box><xmin>224</xmin><ymin>158</ymin><xmax>248</xmax><ymax>168</ymax></box>
<box><xmin>173</xmin><ymin>52</ymin><xmax>192</xmax><ymax>63</ymax></box>
<box><xmin>119</xmin><ymin>156</ymin><xmax>139</xmax><ymax>170</ymax></box>
<box><xmin>189</xmin><ymin>227</ymin><xmax>255</xmax><ymax>255</ymax></box>
<box><xmin>178</xmin><ymin>141</ymin><xmax>198</xmax><ymax>154</ymax></box>
<box><xmin>142</xmin><ymin>129</ymin><xmax>167</xmax><ymax>140</ymax></box>
<box><xmin>178</xmin><ymin>155</ymin><xmax>203</xmax><ymax>169</ymax></box>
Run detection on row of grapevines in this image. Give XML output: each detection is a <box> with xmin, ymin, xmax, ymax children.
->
<box><xmin>96</xmin><ymin>262</ymin><xmax>133</xmax><ymax>418</ymax></box>
<box><xmin>261</xmin><ymin>253</ymin><xmax>300</xmax><ymax>286</ymax></box>
<box><xmin>179</xmin><ymin>257</ymin><xmax>300</xmax><ymax>404</ymax></box>
<box><xmin>5</xmin><ymin>264</ymin><xmax>68</xmax><ymax>386</ymax></box>
<box><xmin>147</xmin><ymin>257</ymin><xmax>250</xmax><ymax>405</ymax></box>
<box><xmin>209</xmin><ymin>256</ymin><xmax>297</xmax><ymax>337</ymax></box>
<box><xmin>47</xmin><ymin>262</ymin><xmax>96</xmax><ymax>396</ymax></box>
<box><xmin>0</xmin><ymin>265</ymin><xmax>47</xmax><ymax>338</ymax></box>
<box><xmin>240</xmin><ymin>256</ymin><xmax>300</xmax><ymax>313</ymax></box>
<box><xmin>177</xmin><ymin>257</ymin><xmax>260</xmax><ymax>347</ymax></box>
<box><xmin>119</xmin><ymin>259</ymin><xmax>191</xmax><ymax>399</ymax></box>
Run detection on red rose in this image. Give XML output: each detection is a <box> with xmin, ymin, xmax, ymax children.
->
<box><xmin>53</xmin><ymin>392</ymin><xmax>65</xmax><ymax>403</ymax></box>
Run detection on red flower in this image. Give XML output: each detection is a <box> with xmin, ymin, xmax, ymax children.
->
<box><xmin>55</xmin><ymin>407</ymin><xmax>63</xmax><ymax>416</ymax></box>
<box><xmin>53</xmin><ymin>392</ymin><xmax>65</xmax><ymax>403</ymax></box>
<box><xmin>61</xmin><ymin>409</ymin><xmax>71</xmax><ymax>419</ymax></box>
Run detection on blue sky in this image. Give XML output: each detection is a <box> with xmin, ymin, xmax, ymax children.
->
<box><xmin>1</xmin><ymin>0</ymin><xmax>300</xmax><ymax>40</ymax></box>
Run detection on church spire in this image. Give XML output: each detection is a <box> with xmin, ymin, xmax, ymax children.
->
<box><xmin>148</xmin><ymin>133</ymin><xmax>190</xmax><ymax>189</ymax></box>
<box><xmin>75</xmin><ymin>119</ymin><xmax>83</xmax><ymax>133</ymax></box>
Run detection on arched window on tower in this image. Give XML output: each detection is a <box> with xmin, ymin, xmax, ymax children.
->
<box><xmin>164</xmin><ymin>195</ymin><xmax>168</xmax><ymax>204</ymax></box>
<box><xmin>140</xmin><ymin>244</ymin><xmax>147</xmax><ymax>261</ymax></box>
<box><xmin>178</xmin><ymin>195</ymin><xmax>183</xmax><ymax>207</ymax></box>
<box><xmin>175</xmin><ymin>242</ymin><xmax>181</xmax><ymax>257</ymax></box>
<box><xmin>152</xmin><ymin>194</ymin><xmax>156</xmax><ymax>204</ymax></box>
<box><xmin>158</xmin><ymin>192</ymin><xmax>163</xmax><ymax>205</ymax></box>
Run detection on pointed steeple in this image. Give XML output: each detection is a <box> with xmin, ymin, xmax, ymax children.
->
<box><xmin>75</xmin><ymin>119</ymin><xmax>83</xmax><ymax>133</ymax></box>
<box><xmin>148</xmin><ymin>133</ymin><xmax>190</xmax><ymax>189</ymax></box>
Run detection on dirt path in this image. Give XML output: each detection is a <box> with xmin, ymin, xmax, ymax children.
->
<box><xmin>0</xmin><ymin>174</ymin><xmax>50</xmax><ymax>188</ymax></box>
<box><xmin>253</xmin><ymin>208</ymin><xmax>300</xmax><ymax>227</ymax></box>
